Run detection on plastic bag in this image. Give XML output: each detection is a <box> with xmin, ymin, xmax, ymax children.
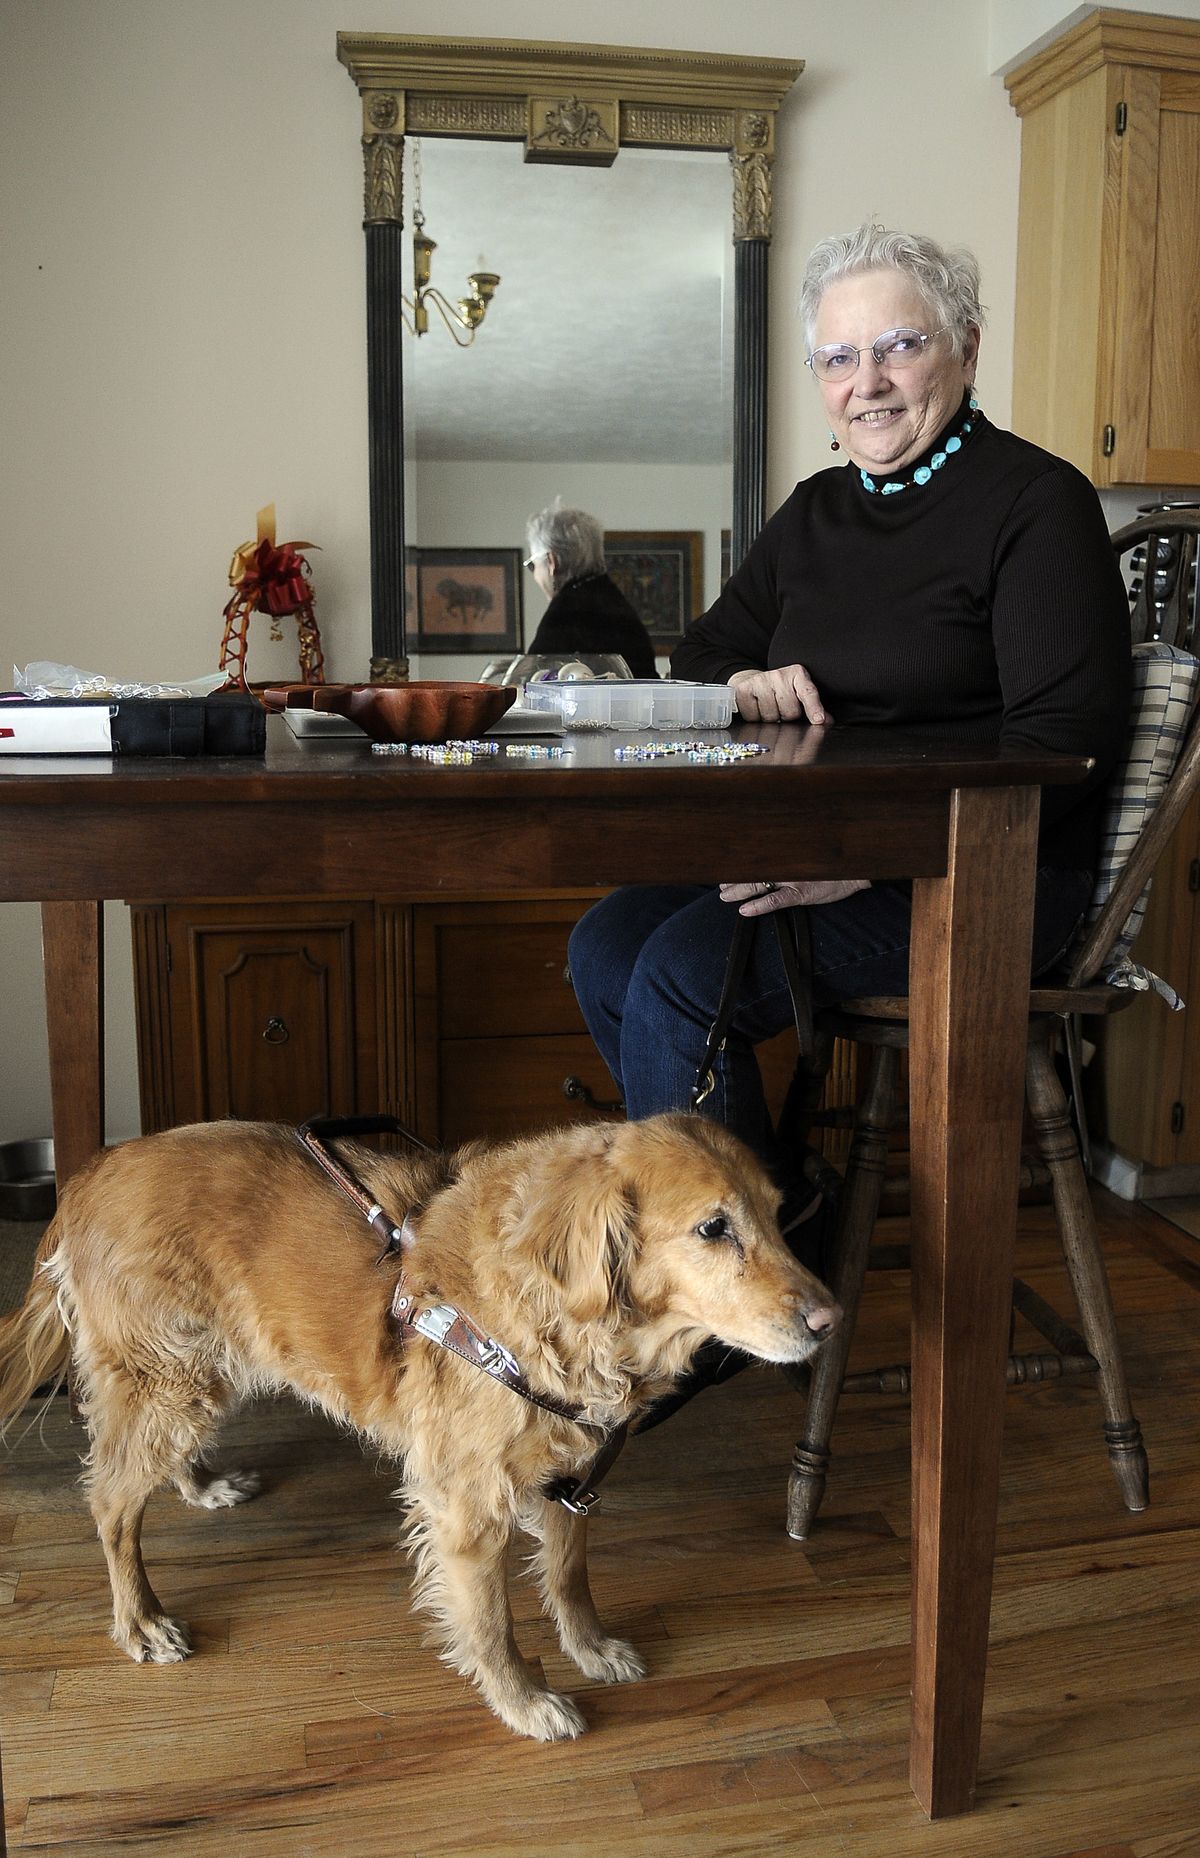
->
<box><xmin>13</xmin><ymin>662</ymin><xmax>229</xmax><ymax>701</ymax></box>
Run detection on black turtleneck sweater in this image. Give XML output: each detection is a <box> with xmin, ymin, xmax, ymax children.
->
<box><xmin>529</xmin><ymin>571</ymin><xmax>659</xmax><ymax>679</ymax></box>
<box><xmin>671</xmin><ymin>403</ymin><xmax>1131</xmax><ymax>869</ymax></box>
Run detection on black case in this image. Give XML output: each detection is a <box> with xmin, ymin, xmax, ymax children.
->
<box><xmin>32</xmin><ymin>691</ymin><xmax>266</xmax><ymax>756</ymax></box>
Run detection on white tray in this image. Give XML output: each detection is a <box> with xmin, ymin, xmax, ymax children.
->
<box><xmin>283</xmin><ymin>708</ymin><xmax>367</xmax><ymax>739</ymax></box>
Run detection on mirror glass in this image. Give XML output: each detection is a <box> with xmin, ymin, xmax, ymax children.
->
<box><xmin>402</xmin><ymin>139</ymin><xmax>734</xmax><ymax>674</ymax></box>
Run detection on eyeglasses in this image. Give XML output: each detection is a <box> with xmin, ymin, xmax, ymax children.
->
<box><xmin>805</xmin><ymin>327</ymin><xmax>946</xmax><ymax>382</ymax></box>
<box><xmin>523</xmin><ymin>552</ymin><xmax>548</xmax><ymax>572</ymax></box>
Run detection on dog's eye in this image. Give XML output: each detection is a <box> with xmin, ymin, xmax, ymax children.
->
<box><xmin>697</xmin><ymin>1214</ymin><xmax>731</xmax><ymax>1242</ymax></box>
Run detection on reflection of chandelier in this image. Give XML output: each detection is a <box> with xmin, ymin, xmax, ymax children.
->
<box><xmin>401</xmin><ymin>141</ymin><xmax>500</xmax><ymax>347</ymax></box>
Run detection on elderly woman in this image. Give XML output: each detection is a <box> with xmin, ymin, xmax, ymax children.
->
<box><xmin>525</xmin><ymin>505</ymin><xmax>659</xmax><ymax>677</ymax></box>
<box><xmin>568</xmin><ymin>223</ymin><xmax>1131</xmax><ymax>1256</ymax></box>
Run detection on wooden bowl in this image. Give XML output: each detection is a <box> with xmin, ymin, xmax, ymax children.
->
<box><xmin>329</xmin><ymin>682</ymin><xmax>517</xmax><ymax>744</ymax></box>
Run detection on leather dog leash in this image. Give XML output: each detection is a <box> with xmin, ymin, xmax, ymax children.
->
<box><xmin>692</xmin><ymin>904</ymin><xmax>815</xmax><ymax>1107</ymax></box>
<box><xmin>297</xmin><ymin>1114</ymin><xmax>428</xmax><ymax>1261</ymax></box>
<box><xmin>294</xmin><ymin>1116</ymin><xmax>627</xmax><ymax>1514</ymax></box>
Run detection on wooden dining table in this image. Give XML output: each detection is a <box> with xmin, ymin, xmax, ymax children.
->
<box><xmin>0</xmin><ymin>714</ymin><xmax>1090</xmax><ymax>1818</ymax></box>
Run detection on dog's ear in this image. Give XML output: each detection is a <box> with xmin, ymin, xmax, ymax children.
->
<box><xmin>511</xmin><ymin>1136</ymin><xmax>635</xmax><ymax>1324</ymax></box>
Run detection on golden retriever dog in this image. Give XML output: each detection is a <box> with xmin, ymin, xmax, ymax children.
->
<box><xmin>0</xmin><ymin>1112</ymin><xmax>839</xmax><ymax>1740</ymax></box>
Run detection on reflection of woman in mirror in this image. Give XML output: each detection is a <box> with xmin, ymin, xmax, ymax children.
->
<box><xmin>568</xmin><ymin>222</ymin><xmax>1130</xmax><ymax>1375</ymax></box>
<box><xmin>524</xmin><ymin>505</ymin><xmax>659</xmax><ymax>677</ymax></box>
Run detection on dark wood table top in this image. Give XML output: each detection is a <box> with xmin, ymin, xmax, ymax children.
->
<box><xmin>0</xmin><ymin>718</ymin><xmax>1091</xmax><ymax>902</ymax></box>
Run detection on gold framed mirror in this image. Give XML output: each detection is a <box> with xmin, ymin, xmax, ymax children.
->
<box><xmin>337</xmin><ymin>34</ymin><xmax>802</xmax><ymax>679</ymax></box>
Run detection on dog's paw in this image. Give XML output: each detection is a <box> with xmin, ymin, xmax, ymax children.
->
<box><xmin>503</xmin><ymin>1689</ymin><xmax>588</xmax><ymax>1742</ymax></box>
<box><xmin>115</xmin><ymin>1615</ymin><xmax>192</xmax><ymax>1665</ymax></box>
<box><xmin>192</xmin><ymin>1469</ymin><xmax>262</xmax><ymax>1509</ymax></box>
<box><xmin>569</xmin><ymin>1635</ymin><xmax>646</xmax><ymax>1684</ymax></box>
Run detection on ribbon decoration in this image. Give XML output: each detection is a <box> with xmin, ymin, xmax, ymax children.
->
<box><xmin>219</xmin><ymin>504</ymin><xmax>326</xmax><ymax>690</ymax></box>
<box><xmin>226</xmin><ymin>504</ymin><xmax>319</xmax><ymax>618</ymax></box>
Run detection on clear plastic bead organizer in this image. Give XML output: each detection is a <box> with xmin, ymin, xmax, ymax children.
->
<box><xmin>519</xmin><ymin>678</ymin><xmax>734</xmax><ymax>732</ymax></box>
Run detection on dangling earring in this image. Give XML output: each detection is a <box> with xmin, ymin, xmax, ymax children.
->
<box><xmin>829</xmin><ymin>431</ymin><xmax>840</xmax><ymax>452</ymax></box>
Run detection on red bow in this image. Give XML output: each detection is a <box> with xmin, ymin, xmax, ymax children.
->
<box><xmin>230</xmin><ymin>537</ymin><xmax>314</xmax><ymax>617</ymax></box>
<box><xmin>225</xmin><ymin>505</ymin><xmax>319</xmax><ymax>619</ymax></box>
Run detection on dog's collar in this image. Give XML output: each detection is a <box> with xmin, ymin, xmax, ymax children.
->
<box><xmin>294</xmin><ymin>1116</ymin><xmax>629</xmax><ymax>1514</ymax></box>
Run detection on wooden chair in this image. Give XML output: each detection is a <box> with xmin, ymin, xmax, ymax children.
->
<box><xmin>787</xmin><ymin>511</ymin><xmax>1200</xmax><ymax>1541</ymax></box>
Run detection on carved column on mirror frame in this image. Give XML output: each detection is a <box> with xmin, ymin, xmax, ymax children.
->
<box><xmin>362</xmin><ymin>91</ymin><xmax>410</xmax><ymax>685</ymax></box>
<box><xmin>731</xmin><ymin>111</ymin><xmax>774</xmax><ymax>573</ymax></box>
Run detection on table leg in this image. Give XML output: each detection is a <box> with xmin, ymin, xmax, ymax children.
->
<box><xmin>40</xmin><ymin>900</ymin><xmax>105</xmax><ymax>1187</ymax></box>
<box><xmin>906</xmin><ymin>785</ymin><xmax>1039</xmax><ymax>1817</ymax></box>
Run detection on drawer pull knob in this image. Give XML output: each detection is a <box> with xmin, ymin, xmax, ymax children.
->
<box><xmin>263</xmin><ymin>1016</ymin><xmax>290</xmax><ymax>1045</ymax></box>
<box><xmin>562</xmin><ymin>1075</ymin><xmax>623</xmax><ymax>1113</ymax></box>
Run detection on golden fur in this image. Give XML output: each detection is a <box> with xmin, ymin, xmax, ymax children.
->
<box><xmin>0</xmin><ymin>1112</ymin><xmax>839</xmax><ymax>1740</ymax></box>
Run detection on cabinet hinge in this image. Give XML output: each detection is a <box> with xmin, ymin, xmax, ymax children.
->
<box><xmin>1115</xmin><ymin>100</ymin><xmax>1128</xmax><ymax>135</ymax></box>
<box><xmin>1190</xmin><ymin>858</ymin><xmax>1200</xmax><ymax>894</ymax></box>
<box><xmin>1102</xmin><ymin>424</ymin><xmax>1116</xmax><ymax>457</ymax></box>
<box><xmin>1171</xmin><ymin>1101</ymin><xmax>1185</xmax><ymax>1136</ymax></box>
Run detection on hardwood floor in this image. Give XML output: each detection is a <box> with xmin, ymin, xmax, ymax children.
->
<box><xmin>2</xmin><ymin>1190</ymin><xmax>1199</xmax><ymax>1856</ymax></box>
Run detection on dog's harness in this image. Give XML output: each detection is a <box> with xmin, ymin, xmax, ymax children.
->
<box><xmin>295</xmin><ymin>1117</ymin><xmax>628</xmax><ymax>1514</ymax></box>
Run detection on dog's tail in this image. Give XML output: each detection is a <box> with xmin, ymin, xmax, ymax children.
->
<box><xmin>0</xmin><ymin>1222</ymin><xmax>71</xmax><ymax>1440</ymax></box>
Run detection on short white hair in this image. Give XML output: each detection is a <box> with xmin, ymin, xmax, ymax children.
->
<box><xmin>525</xmin><ymin>505</ymin><xmax>606</xmax><ymax>591</ymax></box>
<box><xmin>800</xmin><ymin>222</ymin><xmax>985</xmax><ymax>360</ymax></box>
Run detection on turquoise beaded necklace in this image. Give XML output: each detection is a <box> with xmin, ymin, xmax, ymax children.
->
<box><xmin>859</xmin><ymin>394</ymin><xmax>980</xmax><ymax>495</ymax></box>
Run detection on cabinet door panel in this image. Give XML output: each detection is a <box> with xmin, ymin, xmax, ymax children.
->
<box><xmin>437</xmin><ymin>1035</ymin><xmax>620</xmax><ymax>1145</ymax></box>
<box><xmin>169</xmin><ymin>905</ymin><xmax>376</xmax><ymax>1125</ymax></box>
<box><xmin>1147</xmin><ymin>103</ymin><xmax>1200</xmax><ymax>474</ymax></box>
<box><xmin>431</xmin><ymin>915</ymin><xmax>589</xmax><ymax>1039</ymax></box>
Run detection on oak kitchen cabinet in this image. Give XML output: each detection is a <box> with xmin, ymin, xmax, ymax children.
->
<box><xmin>1006</xmin><ymin>9</ymin><xmax>1200</xmax><ymax>487</ymax></box>
<box><xmin>129</xmin><ymin>892</ymin><xmax>823</xmax><ymax>1150</ymax></box>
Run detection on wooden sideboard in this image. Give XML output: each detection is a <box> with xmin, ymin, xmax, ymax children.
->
<box><xmin>130</xmin><ymin>890</ymin><xmax>831</xmax><ymax>1147</ymax></box>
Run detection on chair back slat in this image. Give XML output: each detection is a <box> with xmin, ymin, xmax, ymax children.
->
<box><xmin>1109</xmin><ymin>510</ymin><xmax>1200</xmax><ymax>650</ymax></box>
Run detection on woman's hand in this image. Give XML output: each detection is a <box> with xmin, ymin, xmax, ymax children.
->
<box><xmin>727</xmin><ymin>663</ymin><xmax>828</xmax><ymax>724</ymax></box>
<box><xmin>719</xmin><ymin>879</ymin><xmax>870</xmax><ymax>917</ymax></box>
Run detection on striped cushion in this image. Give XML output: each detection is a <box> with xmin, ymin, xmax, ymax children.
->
<box><xmin>1075</xmin><ymin>641</ymin><xmax>1200</xmax><ymax>1007</ymax></box>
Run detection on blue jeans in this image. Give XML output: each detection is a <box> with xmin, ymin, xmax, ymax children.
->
<box><xmin>568</xmin><ymin>871</ymin><xmax>1093</xmax><ymax>1167</ymax></box>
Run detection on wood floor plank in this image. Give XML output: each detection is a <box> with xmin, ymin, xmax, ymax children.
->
<box><xmin>3</xmin><ymin>1189</ymin><xmax>1200</xmax><ymax>1855</ymax></box>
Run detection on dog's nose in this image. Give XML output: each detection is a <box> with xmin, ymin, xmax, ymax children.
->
<box><xmin>802</xmin><ymin>1299</ymin><xmax>841</xmax><ymax>1340</ymax></box>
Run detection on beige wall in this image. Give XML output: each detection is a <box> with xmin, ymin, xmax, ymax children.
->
<box><xmin>0</xmin><ymin>0</ymin><xmax>1035</xmax><ymax>1141</ymax></box>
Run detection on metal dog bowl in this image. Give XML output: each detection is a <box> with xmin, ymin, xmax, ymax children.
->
<box><xmin>0</xmin><ymin>1139</ymin><xmax>57</xmax><ymax>1221</ymax></box>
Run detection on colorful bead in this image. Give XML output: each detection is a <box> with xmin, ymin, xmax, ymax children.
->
<box><xmin>614</xmin><ymin>740</ymin><xmax>768</xmax><ymax>765</ymax></box>
<box><xmin>370</xmin><ymin>742</ymin><xmax>409</xmax><ymax>756</ymax></box>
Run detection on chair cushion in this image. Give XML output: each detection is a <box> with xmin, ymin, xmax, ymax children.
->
<box><xmin>1073</xmin><ymin>640</ymin><xmax>1200</xmax><ymax>1007</ymax></box>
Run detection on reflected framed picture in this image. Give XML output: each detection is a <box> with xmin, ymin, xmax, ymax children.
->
<box><xmin>604</xmin><ymin>531</ymin><xmax>704</xmax><ymax>645</ymax></box>
<box><xmin>412</xmin><ymin>547</ymin><xmax>523</xmax><ymax>655</ymax></box>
